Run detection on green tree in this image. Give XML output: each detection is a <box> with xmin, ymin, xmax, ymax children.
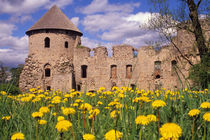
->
<box><xmin>146</xmin><ymin>0</ymin><xmax>209</xmax><ymax>88</ymax></box>
<box><xmin>10</xmin><ymin>64</ymin><xmax>24</xmax><ymax>87</ymax></box>
<box><xmin>0</xmin><ymin>61</ymin><xmax>8</xmax><ymax>84</ymax></box>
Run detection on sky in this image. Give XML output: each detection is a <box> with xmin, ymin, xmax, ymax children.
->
<box><xmin>0</xmin><ymin>0</ymin><xmax>174</xmax><ymax>67</ymax></box>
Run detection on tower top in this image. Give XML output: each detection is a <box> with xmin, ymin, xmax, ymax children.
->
<box><xmin>26</xmin><ymin>5</ymin><xmax>82</xmax><ymax>36</ymax></box>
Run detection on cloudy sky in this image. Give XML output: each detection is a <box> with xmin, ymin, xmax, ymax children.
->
<box><xmin>0</xmin><ymin>0</ymin><xmax>169</xmax><ymax>67</ymax></box>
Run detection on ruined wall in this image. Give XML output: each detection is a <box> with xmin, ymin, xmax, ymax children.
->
<box><xmin>73</xmin><ymin>45</ymin><xmax>138</xmax><ymax>91</ymax></box>
<box><xmin>19</xmin><ymin>30</ymin><xmax>81</xmax><ymax>92</ymax></box>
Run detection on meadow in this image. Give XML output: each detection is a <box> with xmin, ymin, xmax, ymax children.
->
<box><xmin>0</xmin><ymin>87</ymin><xmax>209</xmax><ymax>140</ymax></box>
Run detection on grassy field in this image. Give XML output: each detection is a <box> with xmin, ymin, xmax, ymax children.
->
<box><xmin>0</xmin><ymin>87</ymin><xmax>209</xmax><ymax>140</ymax></box>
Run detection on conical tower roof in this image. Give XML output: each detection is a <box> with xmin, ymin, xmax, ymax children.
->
<box><xmin>26</xmin><ymin>5</ymin><xmax>82</xmax><ymax>35</ymax></box>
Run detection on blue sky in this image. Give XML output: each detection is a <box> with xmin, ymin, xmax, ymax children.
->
<box><xmin>0</xmin><ymin>0</ymin><xmax>174</xmax><ymax>67</ymax></box>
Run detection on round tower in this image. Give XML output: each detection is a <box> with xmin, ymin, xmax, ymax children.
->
<box><xmin>19</xmin><ymin>5</ymin><xmax>82</xmax><ymax>92</ymax></box>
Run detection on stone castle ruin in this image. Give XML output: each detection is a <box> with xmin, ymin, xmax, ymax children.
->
<box><xmin>19</xmin><ymin>5</ymin><xmax>209</xmax><ymax>92</ymax></box>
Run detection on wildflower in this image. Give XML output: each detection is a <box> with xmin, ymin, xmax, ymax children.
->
<box><xmin>38</xmin><ymin>120</ymin><xmax>47</xmax><ymax>125</ymax></box>
<box><xmin>79</xmin><ymin>103</ymin><xmax>92</xmax><ymax>111</ymax></box>
<box><xmin>0</xmin><ymin>91</ymin><xmax>7</xmax><ymax>95</ymax></box>
<box><xmin>203</xmin><ymin>112</ymin><xmax>210</xmax><ymax>122</ymax></box>
<box><xmin>55</xmin><ymin>120</ymin><xmax>72</xmax><ymax>132</ymax></box>
<box><xmin>135</xmin><ymin>115</ymin><xmax>149</xmax><ymax>125</ymax></box>
<box><xmin>147</xmin><ymin>114</ymin><xmax>157</xmax><ymax>122</ymax></box>
<box><xmin>110</xmin><ymin>110</ymin><xmax>120</xmax><ymax>119</ymax></box>
<box><xmin>57</xmin><ymin>116</ymin><xmax>65</xmax><ymax>122</ymax></box>
<box><xmin>32</xmin><ymin>112</ymin><xmax>43</xmax><ymax>119</ymax></box>
<box><xmin>83</xmin><ymin>134</ymin><xmax>95</xmax><ymax>140</ymax></box>
<box><xmin>39</xmin><ymin>106</ymin><xmax>50</xmax><ymax>114</ymax></box>
<box><xmin>11</xmin><ymin>132</ymin><xmax>24</xmax><ymax>140</ymax></box>
<box><xmin>2</xmin><ymin>116</ymin><xmax>11</xmax><ymax>120</ymax></box>
<box><xmin>104</xmin><ymin>129</ymin><xmax>123</xmax><ymax>140</ymax></box>
<box><xmin>200</xmin><ymin>102</ymin><xmax>210</xmax><ymax>109</ymax></box>
<box><xmin>152</xmin><ymin>100</ymin><xmax>166</xmax><ymax>109</ymax></box>
<box><xmin>188</xmin><ymin>109</ymin><xmax>200</xmax><ymax>117</ymax></box>
<box><xmin>159</xmin><ymin>123</ymin><xmax>182</xmax><ymax>140</ymax></box>
<box><xmin>89</xmin><ymin>109</ymin><xmax>100</xmax><ymax>119</ymax></box>
<box><xmin>62</xmin><ymin>107</ymin><xmax>76</xmax><ymax>116</ymax></box>
<box><xmin>97</xmin><ymin>101</ymin><xmax>103</xmax><ymax>105</ymax></box>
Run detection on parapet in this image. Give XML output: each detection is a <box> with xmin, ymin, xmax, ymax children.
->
<box><xmin>93</xmin><ymin>46</ymin><xmax>108</xmax><ymax>57</ymax></box>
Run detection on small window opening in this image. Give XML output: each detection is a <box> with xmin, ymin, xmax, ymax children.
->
<box><xmin>171</xmin><ymin>60</ymin><xmax>177</xmax><ymax>75</ymax></box>
<box><xmin>44</xmin><ymin>37</ymin><xmax>50</xmax><ymax>48</ymax></box>
<box><xmin>47</xmin><ymin>86</ymin><xmax>51</xmax><ymax>91</ymax></box>
<box><xmin>81</xmin><ymin>65</ymin><xmax>87</xmax><ymax>78</ymax></box>
<box><xmin>133</xmin><ymin>49</ymin><xmax>138</xmax><ymax>58</ymax></box>
<box><xmin>65</xmin><ymin>41</ymin><xmax>68</xmax><ymax>48</ymax></box>
<box><xmin>131</xmin><ymin>84</ymin><xmax>136</xmax><ymax>90</ymax></box>
<box><xmin>45</xmin><ymin>68</ymin><xmax>51</xmax><ymax>77</ymax></box>
<box><xmin>154</xmin><ymin>61</ymin><xmax>161</xmax><ymax>79</ymax></box>
<box><xmin>110</xmin><ymin>65</ymin><xmax>117</xmax><ymax>79</ymax></box>
<box><xmin>156</xmin><ymin>75</ymin><xmax>160</xmax><ymax>79</ymax></box>
<box><xmin>126</xmin><ymin>65</ymin><xmax>132</xmax><ymax>79</ymax></box>
<box><xmin>77</xmin><ymin>85</ymin><xmax>81</xmax><ymax>91</ymax></box>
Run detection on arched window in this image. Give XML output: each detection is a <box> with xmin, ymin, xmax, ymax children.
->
<box><xmin>126</xmin><ymin>65</ymin><xmax>132</xmax><ymax>79</ymax></box>
<box><xmin>110</xmin><ymin>65</ymin><xmax>117</xmax><ymax>79</ymax></box>
<box><xmin>81</xmin><ymin>65</ymin><xmax>87</xmax><ymax>78</ymax></box>
<box><xmin>171</xmin><ymin>60</ymin><xmax>177</xmax><ymax>75</ymax></box>
<box><xmin>47</xmin><ymin>86</ymin><xmax>51</xmax><ymax>91</ymax></box>
<box><xmin>65</xmin><ymin>41</ymin><xmax>68</xmax><ymax>48</ymax></box>
<box><xmin>45</xmin><ymin>68</ymin><xmax>51</xmax><ymax>77</ymax></box>
<box><xmin>154</xmin><ymin>61</ymin><xmax>161</xmax><ymax>79</ymax></box>
<box><xmin>44</xmin><ymin>37</ymin><xmax>50</xmax><ymax>48</ymax></box>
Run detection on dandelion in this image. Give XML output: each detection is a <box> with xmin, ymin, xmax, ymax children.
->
<box><xmin>83</xmin><ymin>134</ymin><xmax>95</xmax><ymax>140</ymax></box>
<box><xmin>57</xmin><ymin>116</ymin><xmax>65</xmax><ymax>122</ymax></box>
<box><xmin>200</xmin><ymin>102</ymin><xmax>210</xmax><ymax>109</ymax></box>
<box><xmin>135</xmin><ymin>115</ymin><xmax>149</xmax><ymax>125</ymax></box>
<box><xmin>62</xmin><ymin>107</ymin><xmax>76</xmax><ymax>116</ymax></box>
<box><xmin>147</xmin><ymin>114</ymin><xmax>157</xmax><ymax>122</ymax></box>
<box><xmin>11</xmin><ymin>132</ymin><xmax>24</xmax><ymax>140</ymax></box>
<box><xmin>32</xmin><ymin>112</ymin><xmax>43</xmax><ymax>119</ymax></box>
<box><xmin>152</xmin><ymin>100</ymin><xmax>166</xmax><ymax>109</ymax></box>
<box><xmin>203</xmin><ymin>112</ymin><xmax>210</xmax><ymax>122</ymax></box>
<box><xmin>0</xmin><ymin>91</ymin><xmax>7</xmax><ymax>95</ymax></box>
<box><xmin>159</xmin><ymin>123</ymin><xmax>182</xmax><ymax>140</ymax></box>
<box><xmin>110</xmin><ymin>110</ymin><xmax>120</xmax><ymax>119</ymax></box>
<box><xmin>89</xmin><ymin>108</ymin><xmax>100</xmax><ymax>119</ymax></box>
<box><xmin>104</xmin><ymin>129</ymin><xmax>123</xmax><ymax>140</ymax></box>
<box><xmin>2</xmin><ymin>116</ymin><xmax>11</xmax><ymax>120</ymax></box>
<box><xmin>188</xmin><ymin>109</ymin><xmax>200</xmax><ymax>117</ymax></box>
<box><xmin>38</xmin><ymin>120</ymin><xmax>47</xmax><ymax>125</ymax></box>
<box><xmin>39</xmin><ymin>106</ymin><xmax>50</xmax><ymax>114</ymax></box>
<box><xmin>55</xmin><ymin>120</ymin><xmax>72</xmax><ymax>132</ymax></box>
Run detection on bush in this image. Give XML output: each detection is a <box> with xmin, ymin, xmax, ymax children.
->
<box><xmin>0</xmin><ymin>83</ymin><xmax>21</xmax><ymax>95</ymax></box>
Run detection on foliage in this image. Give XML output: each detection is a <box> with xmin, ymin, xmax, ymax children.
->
<box><xmin>0</xmin><ymin>87</ymin><xmax>209</xmax><ymax>139</ymax></box>
<box><xmin>0</xmin><ymin>62</ymin><xmax>8</xmax><ymax>84</ymax></box>
<box><xmin>0</xmin><ymin>83</ymin><xmax>21</xmax><ymax>95</ymax></box>
<box><xmin>189</xmin><ymin>54</ymin><xmax>210</xmax><ymax>89</ymax></box>
<box><xmin>10</xmin><ymin>64</ymin><xmax>24</xmax><ymax>87</ymax></box>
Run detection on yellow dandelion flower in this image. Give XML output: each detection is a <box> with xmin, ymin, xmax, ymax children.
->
<box><xmin>97</xmin><ymin>101</ymin><xmax>103</xmax><ymax>105</ymax></box>
<box><xmin>110</xmin><ymin>110</ymin><xmax>120</xmax><ymax>119</ymax></box>
<box><xmin>57</xmin><ymin>116</ymin><xmax>65</xmax><ymax>122</ymax></box>
<box><xmin>152</xmin><ymin>100</ymin><xmax>166</xmax><ymax>109</ymax></box>
<box><xmin>200</xmin><ymin>102</ymin><xmax>210</xmax><ymax>109</ymax></box>
<box><xmin>203</xmin><ymin>112</ymin><xmax>210</xmax><ymax>122</ymax></box>
<box><xmin>62</xmin><ymin>107</ymin><xmax>76</xmax><ymax>116</ymax></box>
<box><xmin>104</xmin><ymin>129</ymin><xmax>123</xmax><ymax>140</ymax></box>
<box><xmin>2</xmin><ymin>116</ymin><xmax>11</xmax><ymax>120</ymax></box>
<box><xmin>55</xmin><ymin>120</ymin><xmax>72</xmax><ymax>132</ymax></box>
<box><xmin>89</xmin><ymin>109</ymin><xmax>100</xmax><ymax>119</ymax></box>
<box><xmin>79</xmin><ymin>103</ymin><xmax>92</xmax><ymax>111</ymax></box>
<box><xmin>11</xmin><ymin>132</ymin><xmax>24</xmax><ymax>140</ymax></box>
<box><xmin>52</xmin><ymin>112</ymin><xmax>57</xmax><ymax>116</ymax></box>
<box><xmin>159</xmin><ymin>123</ymin><xmax>182</xmax><ymax>139</ymax></box>
<box><xmin>32</xmin><ymin>112</ymin><xmax>43</xmax><ymax>119</ymax></box>
<box><xmin>83</xmin><ymin>134</ymin><xmax>95</xmax><ymax>140</ymax></box>
<box><xmin>135</xmin><ymin>115</ymin><xmax>149</xmax><ymax>125</ymax></box>
<box><xmin>38</xmin><ymin>120</ymin><xmax>47</xmax><ymax>125</ymax></box>
<box><xmin>1</xmin><ymin>91</ymin><xmax>7</xmax><ymax>95</ymax></box>
<box><xmin>39</xmin><ymin>106</ymin><xmax>50</xmax><ymax>114</ymax></box>
<box><xmin>147</xmin><ymin>114</ymin><xmax>157</xmax><ymax>122</ymax></box>
<box><xmin>188</xmin><ymin>109</ymin><xmax>200</xmax><ymax>117</ymax></box>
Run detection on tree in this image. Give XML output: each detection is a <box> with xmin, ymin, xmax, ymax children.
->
<box><xmin>0</xmin><ymin>61</ymin><xmax>8</xmax><ymax>84</ymax></box>
<box><xmin>145</xmin><ymin>0</ymin><xmax>209</xmax><ymax>88</ymax></box>
<box><xmin>10</xmin><ymin>64</ymin><xmax>24</xmax><ymax>87</ymax></box>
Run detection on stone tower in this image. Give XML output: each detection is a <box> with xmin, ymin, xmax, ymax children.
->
<box><xmin>19</xmin><ymin>5</ymin><xmax>82</xmax><ymax>91</ymax></box>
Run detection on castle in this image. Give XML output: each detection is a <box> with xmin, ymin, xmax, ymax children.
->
<box><xmin>19</xmin><ymin>5</ymin><xmax>208</xmax><ymax>92</ymax></box>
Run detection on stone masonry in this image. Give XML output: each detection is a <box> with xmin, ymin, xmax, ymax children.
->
<box><xmin>19</xmin><ymin>5</ymin><xmax>209</xmax><ymax>92</ymax></box>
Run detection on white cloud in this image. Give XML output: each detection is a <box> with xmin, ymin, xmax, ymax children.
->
<box><xmin>71</xmin><ymin>17</ymin><xmax>79</xmax><ymax>27</ymax></box>
<box><xmin>80</xmin><ymin>0</ymin><xmax>140</xmax><ymax>14</ymax></box>
<box><xmin>0</xmin><ymin>0</ymin><xmax>73</xmax><ymax>15</ymax></box>
<box><xmin>0</xmin><ymin>22</ymin><xmax>28</xmax><ymax>66</ymax></box>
